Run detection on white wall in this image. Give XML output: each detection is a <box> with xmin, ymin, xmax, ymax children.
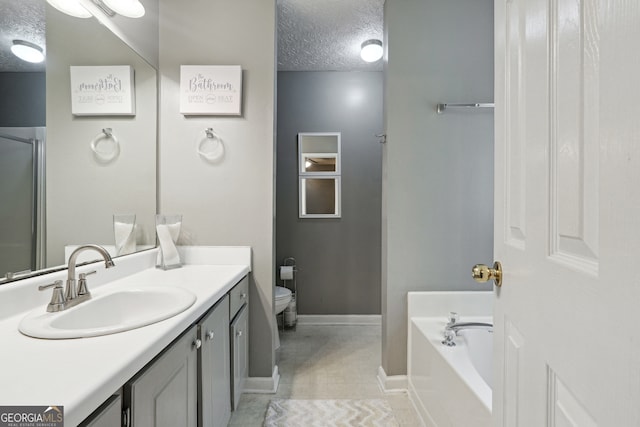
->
<box><xmin>158</xmin><ymin>0</ymin><xmax>276</xmax><ymax>378</ymax></box>
<box><xmin>382</xmin><ymin>0</ymin><xmax>495</xmax><ymax>375</ymax></box>
<box><xmin>79</xmin><ymin>0</ymin><xmax>159</xmax><ymax>69</ymax></box>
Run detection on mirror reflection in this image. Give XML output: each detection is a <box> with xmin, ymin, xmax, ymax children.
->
<box><xmin>298</xmin><ymin>132</ymin><xmax>341</xmax><ymax>174</ymax></box>
<box><xmin>300</xmin><ymin>177</ymin><xmax>340</xmax><ymax>216</ymax></box>
<box><xmin>302</xmin><ymin>155</ymin><xmax>337</xmax><ymax>173</ymax></box>
<box><xmin>0</xmin><ymin>0</ymin><xmax>158</xmax><ymax>284</ymax></box>
<box><xmin>298</xmin><ymin>133</ymin><xmax>341</xmax><ymax>218</ymax></box>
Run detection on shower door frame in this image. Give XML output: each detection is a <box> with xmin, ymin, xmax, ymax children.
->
<box><xmin>0</xmin><ymin>129</ymin><xmax>46</xmax><ymax>274</ymax></box>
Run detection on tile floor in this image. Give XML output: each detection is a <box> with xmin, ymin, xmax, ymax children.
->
<box><xmin>229</xmin><ymin>324</ymin><xmax>422</xmax><ymax>426</ymax></box>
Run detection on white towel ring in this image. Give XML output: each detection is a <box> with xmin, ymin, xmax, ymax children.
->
<box><xmin>196</xmin><ymin>128</ymin><xmax>224</xmax><ymax>161</ymax></box>
<box><xmin>91</xmin><ymin>128</ymin><xmax>120</xmax><ymax>162</ymax></box>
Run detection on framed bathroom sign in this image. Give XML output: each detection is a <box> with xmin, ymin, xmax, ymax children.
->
<box><xmin>179</xmin><ymin>65</ymin><xmax>243</xmax><ymax>116</ymax></box>
<box><xmin>69</xmin><ymin>65</ymin><xmax>135</xmax><ymax>116</ymax></box>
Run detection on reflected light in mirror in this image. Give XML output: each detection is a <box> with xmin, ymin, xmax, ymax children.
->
<box><xmin>102</xmin><ymin>0</ymin><xmax>146</xmax><ymax>18</ymax></box>
<box><xmin>11</xmin><ymin>40</ymin><xmax>45</xmax><ymax>63</ymax></box>
<box><xmin>304</xmin><ymin>156</ymin><xmax>337</xmax><ymax>173</ymax></box>
<box><xmin>46</xmin><ymin>0</ymin><xmax>92</xmax><ymax>18</ymax></box>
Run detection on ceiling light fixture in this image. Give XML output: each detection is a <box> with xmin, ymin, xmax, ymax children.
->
<box><xmin>360</xmin><ymin>39</ymin><xmax>383</xmax><ymax>63</ymax></box>
<box><xmin>101</xmin><ymin>0</ymin><xmax>146</xmax><ymax>18</ymax></box>
<box><xmin>11</xmin><ymin>40</ymin><xmax>45</xmax><ymax>64</ymax></box>
<box><xmin>46</xmin><ymin>0</ymin><xmax>92</xmax><ymax>18</ymax></box>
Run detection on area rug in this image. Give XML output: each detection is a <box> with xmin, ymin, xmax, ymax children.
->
<box><xmin>263</xmin><ymin>399</ymin><xmax>400</xmax><ymax>427</ymax></box>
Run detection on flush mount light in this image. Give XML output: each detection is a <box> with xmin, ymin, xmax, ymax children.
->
<box><xmin>360</xmin><ymin>39</ymin><xmax>383</xmax><ymax>63</ymax></box>
<box><xmin>102</xmin><ymin>0</ymin><xmax>145</xmax><ymax>18</ymax></box>
<box><xmin>11</xmin><ymin>40</ymin><xmax>45</xmax><ymax>64</ymax></box>
<box><xmin>46</xmin><ymin>0</ymin><xmax>92</xmax><ymax>18</ymax></box>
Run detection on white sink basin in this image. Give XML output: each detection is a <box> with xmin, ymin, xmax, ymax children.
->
<box><xmin>19</xmin><ymin>287</ymin><xmax>196</xmax><ymax>339</ymax></box>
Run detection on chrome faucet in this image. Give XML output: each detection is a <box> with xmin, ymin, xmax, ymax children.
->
<box><xmin>66</xmin><ymin>244</ymin><xmax>115</xmax><ymax>301</ymax></box>
<box><xmin>442</xmin><ymin>312</ymin><xmax>493</xmax><ymax>346</ymax></box>
<box><xmin>39</xmin><ymin>244</ymin><xmax>115</xmax><ymax>312</ymax></box>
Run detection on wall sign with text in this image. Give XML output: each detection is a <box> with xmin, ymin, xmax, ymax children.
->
<box><xmin>70</xmin><ymin>65</ymin><xmax>135</xmax><ymax>116</ymax></box>
<box><xmin>180</xmin><ymin>65</ymin><xmax>242</xmax><ymax>115</ymax></box>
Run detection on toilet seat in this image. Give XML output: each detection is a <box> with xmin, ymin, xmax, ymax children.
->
<box><xmin>275</xmin><ymin>286</ymin><xmax>292</xmax><ymax>301</ymax></box>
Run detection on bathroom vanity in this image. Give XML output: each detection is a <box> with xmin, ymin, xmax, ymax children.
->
<box><xmin>0</xmin><ymin>247</ymin><xmax>250</xmax><ymax>426</ymax></box>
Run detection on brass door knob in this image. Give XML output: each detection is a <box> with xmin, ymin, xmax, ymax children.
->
<box><xmin>472</xmin><ymin>261</ymin><xmax>503</xmax><ymax>287</ymax></box>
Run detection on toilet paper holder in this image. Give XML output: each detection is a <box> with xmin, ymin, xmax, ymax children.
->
<box><xmin>280</xmin><ymin>257</ymin><xmax>297</xmax><ymax>281</ymax></box>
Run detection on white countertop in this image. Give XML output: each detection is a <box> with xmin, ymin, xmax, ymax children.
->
<box><xmin>0</xmin><ymin>247</ymin><xmax>250</xmax><ymax>426</ymax></box>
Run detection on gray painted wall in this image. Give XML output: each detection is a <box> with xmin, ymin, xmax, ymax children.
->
<box><xmin>0</xmin><ymin>73</ymin><xmax>45</xmax><ymax>127</ymax></box>
<box><xmin>158</xmin><ymin>0</ymin><xmax>276</xmax><ymax>379</ymax></box>
<box><xmin>382</xmin><ymin>0</ymin><xmax>495</xmax><ymax>375</ymax></box>
<box><xmin>277</xmin><ymin>71</ymin><xmax>383</xmax><ymax>315</ymax></box>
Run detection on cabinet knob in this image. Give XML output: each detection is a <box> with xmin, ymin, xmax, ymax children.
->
<box><xmin>192</xmin><ymin>338</ymin><xmax>202</xmax><ymax>350</ymax></box>
<box><xmin>236</xmin><ymin>330</ymin><xmax>243</xmax><ymax>338</ymax></box>
<box><xmin>240</xmin><ymin>293</ymin><xmax>247</xmax><ymax>299</ymax></box>
<box><xmin>206</xmin><ymin>330</ymin><xmax>215</xmax><ymax>341</ymax></box>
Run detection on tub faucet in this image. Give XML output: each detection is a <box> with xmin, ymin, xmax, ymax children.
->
<box><xmin>442</xmin><ymin>322</ymin><xmax>493</xmax><ymax>347</ymax></box>
<box><xmin>446</xmin><ymin>311</ymin><xmax>459</xmax><ymax>327</ymax></box>
<box><xmin>65</xmin><ymin>244</ymin><xmax>115</xmax><ymax>305</ymax></box>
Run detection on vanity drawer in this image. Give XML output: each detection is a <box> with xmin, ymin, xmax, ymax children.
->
<box><xmin>229</xmin><ymin>276</ymin><xmax>248</xmax><ymax>320</ymax></box>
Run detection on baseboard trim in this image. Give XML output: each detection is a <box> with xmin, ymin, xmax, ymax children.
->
<box><xmin>296</xmin><ymin>315</ymin><xmax>381</xmax><ymax>325</ymax></box>
<box><xmin>244</xmin><ymin>366</ymin><xmax>280</xmax><ymax>394</ymax></box>
<box><xmin>376</xmin><ymin>366</ymin><xmax>408</xmax><ymax>393</ymax></box>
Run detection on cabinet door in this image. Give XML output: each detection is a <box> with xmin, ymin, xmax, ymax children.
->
<box><xmin>80</xmin><ymin>394</ymin><xmax>122</xmax><ymax>427</ymax></box>
<box><xmin>127</xmin><ymin>326</ymin><xmax>198</xmax><ymax>427</ymax></box>
<box><xmin>228</xmin><ymin>276</ymin><xmax>248</xmax><ymax>320</ymax></box>
<box><xmin>230</xmin><ymin>304</ymin><xmax>248</xmax><ymax>411</ymax></box>
<box><xmin>198</xmin><ymin>296</ymin><xmax>230</xmax><ymax>427</ymax></box>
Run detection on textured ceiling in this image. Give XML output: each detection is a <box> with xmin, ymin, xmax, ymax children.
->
<box><xmin>277</xmin><ymin>0</ymin><xmax>384</xmax><ymax>71</ymax></box>
<box><xmin>0</xmin><ymin>0</ymin><xmax>46</xmax><ymax>72</ymax></box>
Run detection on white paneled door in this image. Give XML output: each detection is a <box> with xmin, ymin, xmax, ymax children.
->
<box><xmin>493</xmin><ymin>0</ymin><xmax>640</xmax><ymax>425</ymax></box>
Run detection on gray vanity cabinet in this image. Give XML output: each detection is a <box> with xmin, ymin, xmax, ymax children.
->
<box><xmin>230</xmin><ymin>303</ymin><xmax>248</xmax><ymax>410</ymax></box>
<box><xmin>228</xmin><ymin>276</ymin><xmax>248</xmax><ymax>318</ymax></box>
<box><xmin>124</xmin><ymin>325</ymin><xmax>199</xmax><ymax>427</ymax></box>
<box><xmin>80</xmin><ymin>275</ymin><xmax>250</xmax><ymax>427</ymax></box>
<box><xmin>79</xmin><ymin>393</ymin><xmax>122</xmax><ymax>427</ymax></box>
<box><xmin>198</xmin><ymin>295</ymin><xmax>231</xmax><ymax>427</ymax></box>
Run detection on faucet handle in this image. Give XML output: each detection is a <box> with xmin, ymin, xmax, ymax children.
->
<box><xmin>38</xmin><ymin>280</ymin><xmax>63</xmax><ymax>291</ymax></box>
<box><xmin>442</xmin><ymin>329</ymin><xmax>457</xmax><ymax>346</ymax></box>
<box><xmin>77</xmin><ymin>270</ymin><xmax>97</xmax><ymax>296</ymax></box>
<box><xmin>38</xmin><ymin>280</ymin><xmax>65</xmax><ymax>312</ymax></box>
<box><xmin>447</xmin><ymin>312</ymin><xmax>459</xmax><ymax>325</ymax></box>
<box><xmin>79</xmin><ymin>270</ymin><xmax>97</xmax><ymax>280</ymax></box>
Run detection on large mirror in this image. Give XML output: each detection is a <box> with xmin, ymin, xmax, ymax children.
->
<box><xmin>0</xmin><ymin>0</ymin><xmax>158</xmax><ymax>283</ymax></box>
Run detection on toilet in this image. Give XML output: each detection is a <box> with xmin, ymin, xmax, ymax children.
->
<box><xmin>275</xmin><ymin>286</ymin><xmax>292</xmax><ymax>315</ymax></box>
<box><xmin>274</xmin><ymin>286</ymin><xmax>293</xmax><ymax>350</ymax></box>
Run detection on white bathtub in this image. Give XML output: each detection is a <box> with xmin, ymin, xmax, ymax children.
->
<box><xmin>407</xmin><ymin>292</ymin><xmax>493</xmax><ymax>427</ymax></box>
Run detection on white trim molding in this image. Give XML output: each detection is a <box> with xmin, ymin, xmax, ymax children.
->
<box><xmin>296</xmin><ymin>315</ymin><xmax>381</xmax><ymax>325</ymax></box>
<box><xmin>376</xmin><ymin>366</ymin><xmax>408</xmax><ymax>393</ymax></box>
<box><xmin>244</xmin><ymin>366</ymin><xmax>280</xmax><ymax>394</ymax></box>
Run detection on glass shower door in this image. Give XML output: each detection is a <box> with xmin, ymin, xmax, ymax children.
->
<box><xmin>0</xmin><ymin>127</ymin><xmax>45</xmax><ymax>279</ymax></box>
